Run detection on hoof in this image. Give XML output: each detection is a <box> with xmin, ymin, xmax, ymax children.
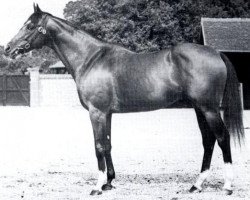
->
<box><xmin>102</xmin><ymin>183</ymin><xmax>114</xmax><ymax>191</ymax></box>
<box><xmin>189</xmin><ymin>185</ymin><xmax>201</xmax><ymax>193</ymax></box>
<box><xmin>223</xmin><ymin>189</ymin><xmax>233</xmax><ymax>195</ymax></box>
<box><xmin>90</xmin><ymin>190</ymin><xmax>102</xmax><ymax>196</ymax></box>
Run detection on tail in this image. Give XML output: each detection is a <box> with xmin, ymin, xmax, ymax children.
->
<box><xmin>220</xmin><ymin>53</ymin><xmax>244</xmax><ymax>144</ymax></box>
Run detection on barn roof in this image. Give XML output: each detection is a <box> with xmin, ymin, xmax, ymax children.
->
<box><xmin>49</xmin><ymin>61</ymin><xmax>65</xmax><ymax>69</ymax></box>
<box><xmin>201</xmin><ymin>18</ymin><xmax>250</xmax><ymax>52</ymax></box>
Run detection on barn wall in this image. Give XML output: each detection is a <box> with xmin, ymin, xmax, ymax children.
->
<box><xmin>29</xmin><ymin>68</ymin><xmax>81</xmax><ymax>107</ymax></box>
<box><xmin>224</xmin><ymin>52</ymin><xmax>250</xmax><ymax>109</ymax></box>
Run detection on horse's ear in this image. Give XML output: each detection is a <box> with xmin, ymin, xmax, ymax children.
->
<box><xmin>33</xmin><ymin>3</ymin><xmax>42</xmax><ymax>13</ymax></box>
<box><xmin>33</xmin><ymin>3</ymin><xmax>37</xmax><ymax>12</ymax></box>
<box><xmin>36</xmin><ymin>4</ymin><xmax>42</xmax><ymax>13</ymax></box>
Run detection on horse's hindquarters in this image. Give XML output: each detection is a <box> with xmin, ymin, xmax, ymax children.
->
<box><xmin>171</xmin><ymin>43</ymin><xmax>227</xmax><ymax>108</ymax></box>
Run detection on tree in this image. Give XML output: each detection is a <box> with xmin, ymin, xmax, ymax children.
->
<box><xmin>64</xmin><ymin>0</ymin><xmax>181</xmax><ymax>52</ymax></box>
<box><xmin>64</xmin><ymin>0</ymin><xmax>250</xmax><ymax>52</ymax></box>
<box><xmin>0</xmin><ymin>46</ymin><xmax>8</xmax><ymax>68</ymax></box>
<box><xmin>2</xmin><ymin>0</ymin><xmax>249</xmax><ymax>74</ymax></box>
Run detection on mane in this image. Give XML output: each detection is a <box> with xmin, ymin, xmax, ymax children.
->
<box><xmin>46</xmin><ymin>12</ymin><xmax>134</xmax><ymax>53</ymax></box>
<box><xmin>48</xmin><ymin>13</ymin><xmax>103</xmax><ymax>42</ymax></box>
<box><xmin>50</xmin><ymin>15</ymin><xmax>80</xmax><ymax>30</ymax></box>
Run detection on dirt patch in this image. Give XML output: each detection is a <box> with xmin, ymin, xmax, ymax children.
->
<box><xmin>0</xmin><ymin>108</ymin><xmax>249</xmax><ymax>199</ymax></box>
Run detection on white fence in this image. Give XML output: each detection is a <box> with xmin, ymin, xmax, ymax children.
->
<box><xmin>29</xmin><ymin>68</ymin><xmax>81</xmax><ymax>107</ymax></box>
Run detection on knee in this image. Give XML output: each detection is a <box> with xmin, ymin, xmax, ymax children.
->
<box><xmin>103</xmin><ymin>136</ymin><xmax>112</xmax><ymax>152</ymax></box>
<box><xmin>95</xmin><ymin>141</ymin><xmax>112</xmax><ymax>156</ymax></box>
<box><xmin>217</xmin><ymin>133</ymin><xmax>230</xmax><ymax>146</ymax></box>
<box><xmin>203</xmin><ymin>111</ymin><xmax>218</xmax><ymax>121</ymax></box>
<box><xmin>95</xmin><ymin>142</ymin><xmax>105</xmax><ymax>157</ymax></box>
<box><xmin>105</xmin><ymin>143</ymin><xmax>112</xmax><ymax>153</ymax></box>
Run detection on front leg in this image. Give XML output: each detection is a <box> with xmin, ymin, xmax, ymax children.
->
<box><xmin>102</xmin><ymin>113</ymin><xmax>115</xmax><ymax>191</ymax></box>
<box><xmin>89</xmin><ymin>107</ymin><xmax>110</xmax><ymax>195</ymax></box>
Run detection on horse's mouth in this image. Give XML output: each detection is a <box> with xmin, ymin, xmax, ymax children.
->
<box><xmin>9</xmin><ymin>47</ymin><xmax>25</xmax><ymax>59</ymax></box>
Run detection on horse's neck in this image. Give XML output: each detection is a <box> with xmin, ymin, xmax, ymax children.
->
<box><xmin>49</xmin><ymin>18</ymin><xmax>103</xmax><ymax>78</ymax></box>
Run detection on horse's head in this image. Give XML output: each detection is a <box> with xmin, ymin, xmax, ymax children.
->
<box><xmin>5</xmin><ymin>4</ymin><xmax>51</xmax><ymax>59</ymax></box>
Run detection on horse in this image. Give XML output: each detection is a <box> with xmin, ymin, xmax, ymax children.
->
<box><xmin>5</xmin><ymin>4</ymin><xmax>244</xmax><ymax>196</ymax></box>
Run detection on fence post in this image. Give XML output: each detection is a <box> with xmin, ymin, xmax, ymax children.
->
<box><xmin>28</xmin><ymin>67</ymin><xmax>40</xmax><ymax>107</ymax></box>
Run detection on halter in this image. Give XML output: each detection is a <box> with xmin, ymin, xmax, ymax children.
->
<box><xmin>24</xmin><ymin>14</ymin><xmax>48</xmax><ymax>50</ymax></box>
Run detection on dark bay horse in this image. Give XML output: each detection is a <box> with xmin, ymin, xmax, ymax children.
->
<box><xmin>5</xmin><ymin>4</ymin><xmax>244</xmax><ymax>196</ymax></box>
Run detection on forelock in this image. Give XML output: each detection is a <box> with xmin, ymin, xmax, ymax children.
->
<box><xmin>26</xmin><ymin>12</ymin><xmax>52</xmax><ymax>25</ymax></box>
<box><xmin>28</xmin><ymin>13</ymin><xmax>42</xmax><ymax>24</ymax></box>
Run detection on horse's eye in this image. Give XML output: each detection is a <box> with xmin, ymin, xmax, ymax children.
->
<box><xmin>27</xmin><ymin>23</ymin><xmax>35</xmax><ymax>30</ymax></box>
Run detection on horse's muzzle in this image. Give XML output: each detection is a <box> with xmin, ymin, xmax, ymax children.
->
<box><xmin>7</xmin><ymin>47</ymin><xmax>25</xmax><ymax>59</ymax></box>
<box><xmin>4</xmin><ymin>42</ymin><xmax>29</xmax><ymax>59</ymax></box>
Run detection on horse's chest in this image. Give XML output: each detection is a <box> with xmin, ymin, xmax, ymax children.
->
<box><xmin>76</xmin><ymin>69</ymin><xmax>114</xmax><ymax>110</ymax></box>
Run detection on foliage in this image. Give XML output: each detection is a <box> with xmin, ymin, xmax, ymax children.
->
<box><xmin>64</xmin><ymin>0</ymin><xmax>250</xmax><ymax>52</ymax></box>
<box><xmin>0</xmin><ymin>46</ymin><xmax>9</xmax><ymax>70</ymax></box>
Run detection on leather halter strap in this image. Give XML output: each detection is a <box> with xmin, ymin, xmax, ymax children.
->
<box><xmin>24</xmin><ymin>14</ymin><xmax>49</xmax><ymax>49</ymax></box>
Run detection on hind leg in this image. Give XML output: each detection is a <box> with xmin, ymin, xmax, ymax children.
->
<box><xmin>190</xmin><ymin>108</ymin><xmax>216</xmax><ymax>192</ymax></box>
<box><xmin>200</xmin><ymin>108</ymin><xmax>233</xmax><ymax>195</ymax></box>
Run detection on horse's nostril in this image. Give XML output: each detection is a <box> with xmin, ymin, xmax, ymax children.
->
<box><xmin>5</xmin><ymin>45</ymin><xmax>11</xmax><ymax>53</ymax></box>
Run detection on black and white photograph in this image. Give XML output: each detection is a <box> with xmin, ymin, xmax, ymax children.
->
<box><xmin>0</xmin><ymin>0</ymin><xmax>250</xmax><ymax>199</ymax></box>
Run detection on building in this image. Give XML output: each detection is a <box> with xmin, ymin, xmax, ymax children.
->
<box><xmin>49</xmin><ymin>61</ymin><xmax>68</xmax><ymax>74</ymax></box>
<box><xmin>201</xmin><ymin>18</ymin><xmax>250</xmax><ymax>109</ymax></box>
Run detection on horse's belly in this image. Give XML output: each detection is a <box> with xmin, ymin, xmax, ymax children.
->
<box><xmin>114</xmin><ymin>69</ymin><xmax>182</xmax><ymax>112</ymax></box>
<box><xmin>114</xmin><ymin>84</ymin><xmax>182</xmax><ymax>112</ymax></box>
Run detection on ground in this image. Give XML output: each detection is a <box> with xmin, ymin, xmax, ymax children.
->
<box><xmin>0</xmin><ymin>107</ymin><xmax>249</xmax><ymax>200</ymax></box>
